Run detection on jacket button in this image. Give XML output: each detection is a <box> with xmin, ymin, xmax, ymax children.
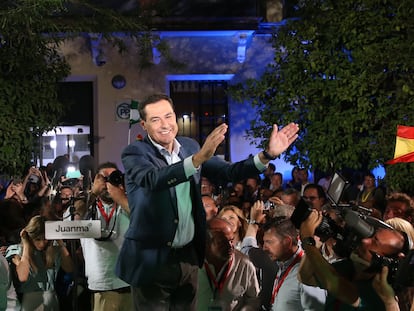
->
<box><xmin>167</xmin><ymin>242</ymin><xmax>172</xmax><ymax>247</ymax></box>
<box><xmin>174</xmin><ymin>219</ymin><xmax>178</xmax><ymax>224</ymax></box>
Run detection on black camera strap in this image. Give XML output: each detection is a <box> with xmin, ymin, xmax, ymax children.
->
<box><xmin>95</xmin><ymin>213</ymin><xmax>117</xmax><ymax>241</ymax></box>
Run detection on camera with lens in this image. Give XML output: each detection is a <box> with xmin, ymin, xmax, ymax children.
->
<box><xmin>104</xmin><ymin>170</ymin><xmax>124</xmax><ymax>187</ymax></box>
<box><xmin>392</xmin><ymin>248</ymin><xmax>414</xmax><ymax>292</ymax></box>
<box><xmin>291</xmin><ymin>171</ymin><xmax>414</xmax><ymax>291</ymax></box>
<box><xmin>361</xmin><ymin>244</ymin><xmax>414</xmax><ymax>294</ymax></box>
<box><xmin>291</xmin><ymin>198</ymin><xmax>414</xmax><ymax>290</ymax></box>
<box><xmin>28</xmin><ymin>174</ymin><xmax>40</xmax><ymax>184</ymax></box>
<box><xmin>364</xmin><ymin>251</ymin><xmax>401</xmax><ymax>286</ymax></box>
<box><xmin>291</xmin><ymin>198</ymin><xmax>357</xmax><ymax>257</ymax></box>
<box><xmin>292</xmin><ymin>193</ymin><xmax>400</xmax><ymax>256</ymax></box>
<box><xmin>292</xmin><ymin>171</ymin><xmax>385</xmax><ymax>257</ymax></box>
<box><xmin>263</xmin><ymin>200</ymin><xmax>276</xmax><ymax>211</ymax></box>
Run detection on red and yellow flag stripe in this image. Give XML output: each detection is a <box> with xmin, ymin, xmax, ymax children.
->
<box><xmin>386</xmin><ymin>125</ymin><xmax>414</xmax><ymax>164</ymax></box>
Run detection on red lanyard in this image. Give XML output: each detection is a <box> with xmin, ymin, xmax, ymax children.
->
<box><xmin>96</xmin><ymin>199</ymin><xmax>117</xmax><ymax>226</ymax></box>
<box><xmin>204</xmin><ymin>256</ymin><xmax>233</xmax><ymax>297</ymax></box>
<box><xmin>271</xmin><ymin>250</ymin><xmax>304</xmax><ymax>304</ymax></box>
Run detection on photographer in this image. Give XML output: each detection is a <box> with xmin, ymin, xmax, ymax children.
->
<box><xmin>22</xmin><ymin>167</ymin><xmax>51</xmax><ymax>205</ymax></box>
<box><xmin>58</xmin><ymin>185</ymin><xmax>74</xmax><ymax>220</ymax></box>
<box><xmin>302</xmin><ymin>184</ymin><xmax>329</xmax><ymax>212</ymax></box>
<box><xmin>5</xmin><ymin>167</ymin><xmax>51</xmax><ymax>220</ymax></box>
<box><xmin>298</xmin><ymin>208</ymin><xmax>406</xmax><ymax>310</ymax></box>
<box><xmin>81</xmin><ymin>162</ymin><xmax>132</xmax><ymax>311</ymax></box>
<box><xmin>240</xmin><ymin>201</ymin><xmax>290</xmax><ymax>310</ymax></box>
<box><xmin>241</xmin><ymin>201</ymin><xmax>326</xmax><ymax>310</ymax></box>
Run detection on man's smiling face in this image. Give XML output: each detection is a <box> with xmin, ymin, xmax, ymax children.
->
<box><xmin>141</xmin><ymin>99</ymin><xmax>178</xmax><ymax>152</ymax></box>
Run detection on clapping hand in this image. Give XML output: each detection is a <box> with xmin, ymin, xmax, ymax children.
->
<box><xmin>193</xmin><ymin>123</ymin><xmax>228</xmax><ymax>167</ymax></box>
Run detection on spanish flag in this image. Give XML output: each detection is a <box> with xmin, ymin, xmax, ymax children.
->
<box><xmin>386</xmin><ymin>125</ymin><xmax>414</xmax><ymax>164</ymax></box>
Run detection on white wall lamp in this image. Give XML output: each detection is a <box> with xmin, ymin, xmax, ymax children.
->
<box><xmin>237</xmin><ymin>32</ymin><xmax>248</xmax><ymax>63</ymax></box>
<box><xmin>236</xmin><ymin>31</ymin><xmax>254</xmax><ymax>63</ymax></box>
<box><xmin>151</xmin><ymin>32</ymin><xmax>162</xmax><ymax>64</ymax></box>
<box><xmin>88</xmin><ymin>33</ymin><xmax>106</xmax><ymax>66</ymax></box>
<box><xmin>50</xmin><ymin>140</ymin><xmax>57</xmax><ymax>149</ymax></box>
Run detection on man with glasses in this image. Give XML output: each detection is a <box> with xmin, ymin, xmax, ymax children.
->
<box><xmin>301</xmin><ymin>184</ymin><xmax>342</xmax><ymax>263</ymax></box>
<box><xmin>302</xmin><ymin>184</ymin><xmax>328</xmax><ymax>212</ymax></box>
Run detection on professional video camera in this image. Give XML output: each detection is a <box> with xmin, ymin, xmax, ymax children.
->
<box><xmin>291</xmin><ymin>172</ymin><xmax>414</xmax><ymax>291</ymax></box>
<box><xmin>291</xmin><ymin>196</ymin><xmax>387</xmax><ymax>258</ymax></box>
<box><xmin>291</xmin><ymin>172</ymin><xmax>389</xmax><ymax>257</ymax></box>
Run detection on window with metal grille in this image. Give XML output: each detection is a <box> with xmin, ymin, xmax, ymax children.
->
<box><xmin>169</xmin><ymin>80</ymin><xmax>229</xmax><ymax>160</ymax></box>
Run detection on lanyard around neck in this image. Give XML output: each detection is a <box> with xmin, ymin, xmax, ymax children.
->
<box><xmin>204</xmin><ymin>256</ymin><xmax>233</xmax><ymax>299</ymax></box>
<box><xmin>271</xmin><ymin>250</ymin><xmax>304</xmax><ymax>304</ymax></box>
<box><xmin>96</xmin><ymin>199</ymin><xmax>117</xmax><ymax>225</ymax></box>
<box><xmin>94</xmin><ymin>199</ymin><xmax>118</xmax><ymax>241</ymax></box>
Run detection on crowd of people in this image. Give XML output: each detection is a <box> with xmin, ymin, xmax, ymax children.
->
<box><xmin>0</xmin><ymin>93</ymin><xmax>413</xmax><ymax>311</ymax></box>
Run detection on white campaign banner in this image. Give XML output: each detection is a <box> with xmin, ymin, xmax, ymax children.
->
<box><xmin>45</xmin><ymin>220</ymin><xmax>101</xmax><ymax>239</ymax></box>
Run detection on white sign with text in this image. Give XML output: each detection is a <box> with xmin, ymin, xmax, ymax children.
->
<box><xmin>45</xmin><ymin>220</ymin><xmax>101</xmax><ymax>239</ymax></box>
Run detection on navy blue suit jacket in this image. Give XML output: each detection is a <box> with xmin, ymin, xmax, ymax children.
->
<box><xmin>115</xmin><ymin>135</ymin><xmax>262</xmax><ymax>286</ymax></box>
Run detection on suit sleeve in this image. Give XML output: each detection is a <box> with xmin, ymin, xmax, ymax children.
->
<box><xmin>201</xmin><ymin>155</ymin><xmax>263</xmax><ymax>185</ymax></box>
<box><xmin>122</xmin><ymin>141</ymin><xmax>196</xmax><ymax>191</ymax></box>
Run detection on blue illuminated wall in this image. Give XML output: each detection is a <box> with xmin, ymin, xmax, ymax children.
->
<box><xmin>65</xmin><ymin>28</ymin><xmax>384</xmax><ymax>182</ymax></box>
<box><xmin>161</xmin><ymin>30</ymin><xmax>297</xmax><ymax>180</ymax></box>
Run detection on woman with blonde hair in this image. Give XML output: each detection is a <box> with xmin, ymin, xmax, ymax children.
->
<box><xmin>6</xmin><ymin>215</ymin><xmax>73</xmax><ymax>311</ymax></box>
<box><xmin>218</xmin><ymin>205</ymin><xmax>248</xmax><ymax>250</ymax></box>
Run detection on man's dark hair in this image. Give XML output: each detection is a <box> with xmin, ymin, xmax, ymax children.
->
<box><xmin>386</xmin><ymin>192</ymin><xmax>414</xmax><ymax>221</ymax></box>
<box><xmin>97</xmin><ymin>162</ymin><xmax>118</xmax><ymax>172</ymax></box>
<box><xmin>245</xmin><ymin>175</ymin><xmax>261</xmax><ymax>185</ymax></box>
<box><xmin>264</xmin><ymin>218</ymin><xmax>299</xmax><ymax>246</ymax></box>
<box><xmin>303</xmin><ymin>183</ymin><xmax>326</xmax><ymax>200</ymax></box>
<box><xmin>274</xmin><ymin>172</ymin><xmax>283</xmax><ymax>179</ymax></box>
<box><xmin>139</xmin><ymin>94</ymin><xmax>174</xmax><ymax>121</ymax></box>
<box><xmin>364</xmin><ymin>172</ymin><xmax>375</xmax><ymax>180</ymax></box>
<box><xmin>59</xmin><ymin>185</ymin><xmax>73</xmax><ymax>192</ymax></box>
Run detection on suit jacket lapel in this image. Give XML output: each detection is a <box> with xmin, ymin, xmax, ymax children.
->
<box><xmin>144</xmin><ymin>135</ymin><xmax>168</xmax><ymax>166</ymax></box>
<box><xmin>144</xmin><ymin>135</ymin><xmax>179</xmax><ymax>216</ymax></box>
